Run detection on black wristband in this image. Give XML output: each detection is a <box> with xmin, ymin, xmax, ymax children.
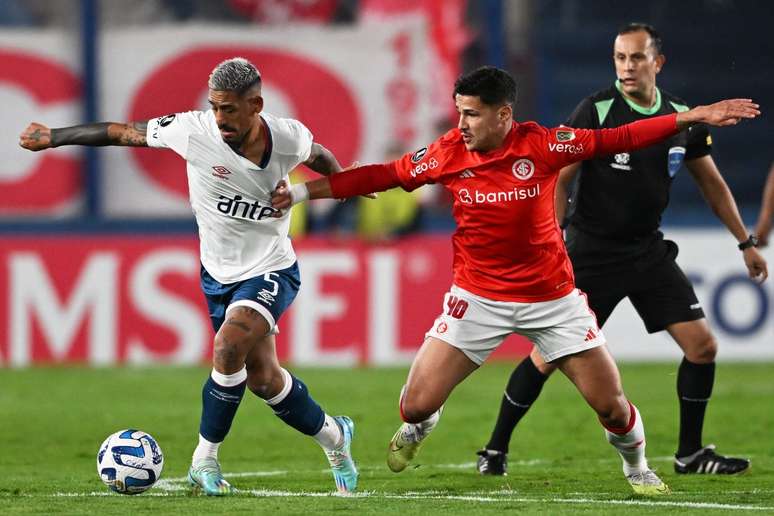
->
<box><xmin>738</xmin><ymin>234</ymin><xmax>759</xmax><ymax>250</ymax></box>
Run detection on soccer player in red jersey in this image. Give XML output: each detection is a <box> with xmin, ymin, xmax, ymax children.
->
<box><xmin>270</xmin><ymin>66</ymin><xmax>759</xmax><ymax>495</ymax></box>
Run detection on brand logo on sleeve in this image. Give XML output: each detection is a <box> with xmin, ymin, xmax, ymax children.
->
<box><xmin>555</xmin><ymin>129</ymin><xmax>576</xmax><ymax>142</ymax></box>
<box><xmin>158</xmin><ymin>114</ymin><xmax>176</xmax><ymax>127</ymax></box>
<box><xmin>668</xmin><ymin>146</ymin><xmax>686</xmax><ymax>177</ymax></box>
<box><xmin>410</xmin><ymin>147</ymin><xmax>428</xmax><ymax>163</ymax></box>
<box><xmin>511</xmin><ymin>158</ymin><xmax>535</xmax><ymax>180</ymax></box>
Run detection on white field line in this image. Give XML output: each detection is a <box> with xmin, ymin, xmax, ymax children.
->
<box><xmin>39</xmin><ymin>489</ymin><xmax>774</xmax><ymax>511</ymax></box>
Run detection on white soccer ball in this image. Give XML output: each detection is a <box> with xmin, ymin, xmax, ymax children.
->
<box><xmin>97</xmin><ymin>429</ymin><xmax>164</xmax><ymax>495</ymax></box>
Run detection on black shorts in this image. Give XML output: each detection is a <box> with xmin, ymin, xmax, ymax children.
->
<box><xmin>573</xmin><ymin>243</ymin><xmax>705</xmax><ymax>334</ymax></box>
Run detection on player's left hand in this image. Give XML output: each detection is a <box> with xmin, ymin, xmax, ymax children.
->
<box><xmin>270</xmin><ymin>179</ymin><xmax>293</xmax><ymax>215</ymax></box>
<box><xmin>742</xmin><ymin>247</ymin><xmax>768</xmax><ymax>283</ymax></box>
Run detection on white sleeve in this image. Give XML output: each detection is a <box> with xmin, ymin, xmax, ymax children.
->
<box><xmin>285</xmin><ymin>118</ymin><xmax>314</xmax><ymax>165</ymax></box>
<box><xmin>145</xmin><ymin>112</ymin><xmax>200</xmax><ymax>158</ymax></box>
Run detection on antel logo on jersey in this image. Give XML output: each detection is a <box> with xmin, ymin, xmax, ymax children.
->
<box><xmin>411</xmin><ymin>147</ymin><xmax>428</xmax><ymax>163</ymax></box>
<box><xmin>458</xmin><ymin>184</ymin><xmax>541</xmax><ymax>205</ymax></box>
<box><xmin>511</xmin><ymin>158</ymin><xmax>535</xmax><ymax>180</ymax></box>
<box><xmin>217</xmin><ymin>194</ymin><xmax>278</xmax><ymax>220</ymax></box>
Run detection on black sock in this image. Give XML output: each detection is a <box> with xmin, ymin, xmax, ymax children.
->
<box><xmin>485</xmin><ymin>357</ymin><xmax>548</xmax><ymax>453</ymax></box>
<box><xmin>676</xmin><ymin>357</ymin><xmax>715</xmax><ymax>457</ymax></box>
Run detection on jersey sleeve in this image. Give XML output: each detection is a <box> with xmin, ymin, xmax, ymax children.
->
<box><xmin>392</xmin><ymin>134</ymin><xmax>455</xmax><ymax>191</ymax></box>
<box><xmin>282</xmin><ymin>118</ymin><xmax>314</xmax><ymax>167</ymax></box>
<box><xmin>543</xmin><ymin>113</ymin><xmax>680</xmax><ymax>170</ymax></box>
<box><xmin>685</xmin><ymin>123</ymin><xmax>712</xmax><ymax>160</ymax></box>
<box><xmin>146</xmin><ymin>112</ymin><xmax>201</xmax><ymax>158</ymax></box>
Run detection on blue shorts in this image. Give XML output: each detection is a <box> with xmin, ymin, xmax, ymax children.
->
<box><xmin>200</xmin><ymin>262</ymin><xmax>300</xmax><ymax>333</ymax></box>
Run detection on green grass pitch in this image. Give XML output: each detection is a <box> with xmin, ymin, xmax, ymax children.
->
<box><xmin>1</xmin><ymin>362</ymin><xmax>773</xmax><ymax>514</ymax></box>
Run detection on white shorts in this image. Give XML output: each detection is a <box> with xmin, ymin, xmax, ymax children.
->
<box><xmin>425</xmin><ymin>285</ymin><xmax>605</xmax><ymax>365</ymax></box>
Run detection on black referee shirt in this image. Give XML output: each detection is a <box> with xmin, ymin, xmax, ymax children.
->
<box><xmin>564</xmin><ymin>81</ymin><xmax>712</xmax><ymax>271</ymax></box>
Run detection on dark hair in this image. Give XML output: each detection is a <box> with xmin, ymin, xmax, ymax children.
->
<box><xmin>618</xmin><ymin>23</ymin><xmax>663</xmax><ymax>54</ymax></box>
<box><xmin>453</xmin><ymin>66</ymin><xmax>517</xmax><ymax>107</ymax></box>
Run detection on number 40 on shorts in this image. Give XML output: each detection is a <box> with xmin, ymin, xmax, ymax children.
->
<box><xmin>446</xmin><ymin>295</ymin><xmax>469</xmax><ymax>319</ymax></box>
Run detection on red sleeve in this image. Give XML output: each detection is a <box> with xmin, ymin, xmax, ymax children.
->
<box><xmin>545</xmin><ymin>113</ymin><xmax>679</xmax><ymax>169</ymax></box>
<box><xmin>329</xmin><ymin>162</ymin><xmax>401</xmax><ymax>198</ymax></box>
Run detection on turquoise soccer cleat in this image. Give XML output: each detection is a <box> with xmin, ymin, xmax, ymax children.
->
<box><xmin>324</xmin><ymin>416</ymin><xmax>359</xmax><ymax>493</ymax></box>
<box><xmin>188</xmin><ymin>457</ymin><xmax>234</xmax><ymax>496</ymax></box>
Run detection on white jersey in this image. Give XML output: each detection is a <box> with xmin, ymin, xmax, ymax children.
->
<box><xmin>146</xmin><ymin>110</ymin><xmax>312</xmax><ymax>284</ymax></box>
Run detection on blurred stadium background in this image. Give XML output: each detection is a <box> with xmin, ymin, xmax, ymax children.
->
<box><xmin>1</xmin><ymin>0</ymin><xmax>771</xmax><ymax>367</ymax></box>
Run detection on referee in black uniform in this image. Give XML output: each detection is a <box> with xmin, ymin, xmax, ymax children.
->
<box><xmin>476</xmin><ymin>23</ymin><xmax>768</xmax><ymax>476</ymax></box>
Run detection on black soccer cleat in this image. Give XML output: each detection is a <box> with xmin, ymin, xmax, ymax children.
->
<box><xmin>674</xmin><ymin>444</ymin><xmax>750</xmax><ymax>475</ymax></box>
<box><xmin>476</xmin><ymin>449</ymin><xmax>508</xmax><ymax>476</ymax></box>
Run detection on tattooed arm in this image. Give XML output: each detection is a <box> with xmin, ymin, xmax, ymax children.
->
<box><xmin>19</xmin><ymin>121</ymin><xmax>148</xmax><ymax>151</ymax></box>
<box><xmin>303</xmin><ymin>142</ymin><xmax>342</xmax><ymax>176</ymax></box>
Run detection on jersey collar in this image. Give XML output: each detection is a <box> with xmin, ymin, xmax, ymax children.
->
<box><xmin>615</xmin><ymin>79</ymin><xmax>662</xmax><ymax>115</ymax></box>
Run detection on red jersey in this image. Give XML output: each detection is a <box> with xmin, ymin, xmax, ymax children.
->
<box><xmin>330</xmin><ymin>114</ymin><xmax>680</xmax><ymax>302</ymax></box>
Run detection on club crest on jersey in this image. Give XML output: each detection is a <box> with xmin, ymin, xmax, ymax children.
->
<box><xmin>512</xmin><ymin>158</ymin><xmax>535</xmax><ymax>180</ymax></box>
<box><xmin>555</xmin><ymin>129</ymin><xmax>575</xmax><ymax>142</ymax></box>
<box><xmin>411</xmin><ymin>147</ymin><xmax>428</xmax><ymax>163</ymax></box>
<box><xmin>668</xmin><ymin>146</ymin><xmax>686</xmax><ymax>177</ymax></box>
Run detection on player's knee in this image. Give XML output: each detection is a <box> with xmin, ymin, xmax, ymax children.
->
<box><xmin>594</xmin><ymin>394</ymin><xmax>628</xmax><ymax>428</ymax></box>
<box><xmin>686</xmin><ymin>334</ymin><xmax>718</xmax><ymax>363</ymax></box>
<box><xmin>246</xmin><ymin>367</ymin><xmax>282</xmax><ymax>398</ymax></box>
<box><xmin>400</xmin><ymin>396</ymin><xmax>438</xmax><ymax>424</ymax></box>
<box><xmin>213</xmin><ymin>333</ymin><xmax>246</xmax><ymax>370</ymax></box>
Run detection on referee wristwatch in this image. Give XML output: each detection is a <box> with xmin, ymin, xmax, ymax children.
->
<box><xmin>738</xmin><ymin>234</ymin><xmax>759</xmax><ymax>250</ymax></box>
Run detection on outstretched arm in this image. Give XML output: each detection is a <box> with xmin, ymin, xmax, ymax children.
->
<box><xmin>755</xmin><ymin>161</ymin><xmax>774</xmax><ymax>246</ymax></box>
<box><xmin>272</xmin><ymin>162</ymin><xmax>401</xmax><ymax>210</ymax></box>
<box><xmin>687</xmin><ymin>155</ymin><xmax>768</xmax><ymax>282</ymax></box>
<box><xmin>585</xmin><ymin>99</ymin><xmax>760</xmax><ymax>161</ymax></box>
<box><xmin>19</xmin><ymin>121</ymin><xmax>148</xmax><ymax>151</ymax></box>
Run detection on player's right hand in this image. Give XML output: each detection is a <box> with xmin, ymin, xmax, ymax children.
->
<box><xmin>19</xmin><ymin>122</ymin><xmax>53</xmax><ymax>151</ymax></box>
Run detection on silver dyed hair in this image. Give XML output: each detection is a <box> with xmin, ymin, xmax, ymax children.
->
<box><xmin>208</xmin><ymin>57</ymin><xmax>261</xmax><ymax>94</ymax></box>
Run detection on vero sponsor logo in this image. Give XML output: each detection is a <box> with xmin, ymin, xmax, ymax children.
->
<box><xmin>548</xmin><ymin>142</ymin><xmax>584</xmax><ymax>154</ymax></box>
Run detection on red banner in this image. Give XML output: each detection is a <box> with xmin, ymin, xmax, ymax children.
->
<box><xmin>0</xmin><ymin>235</ymin><xmax>531</xmax><ymax>367</ymax></box>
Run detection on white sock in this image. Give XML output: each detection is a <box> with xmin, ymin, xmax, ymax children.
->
<box><xmin>192</xmin><ymin>434</ymin><xmax>221</xmax><ymax>463</ymax></box>
<box><xmin>313</xmin><ymin>414</ymin><xmax>344</xmax><ymax>450</ymax></box>
<box><xmin>604</xmin><ymin>402</ymin><xmax>649</xmax><ymax>476</ymax></box>
<box><xmin>402</xmin><ymin>407</ymin><xmax>442</xmax><ymax>443</ymax></box>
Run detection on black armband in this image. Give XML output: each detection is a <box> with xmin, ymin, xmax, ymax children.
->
<box><xmin>50</xmin><ymin>123</ymin><xmax>112</xmax><ymax>147</ymax></box>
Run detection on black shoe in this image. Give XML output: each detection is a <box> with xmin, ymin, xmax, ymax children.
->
<box><xmin>674</xmin><ymin>445</ymin><xmax>750</xmax><ymax>475</ymax></box>
<box><xmin>476</xmin><ymin>449</ymin><xmax>507</xmax><ymax>476</ymax></box>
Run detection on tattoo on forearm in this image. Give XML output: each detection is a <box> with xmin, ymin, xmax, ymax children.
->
<box><xmin>49</xmin><ymin>121</ymin><xmax>148</xmax><ymax>147</ymax></box>
<box><xmin>305</xmin><ymin>144</ymin><xmax>341</xmax><ymax>175</ymax></box>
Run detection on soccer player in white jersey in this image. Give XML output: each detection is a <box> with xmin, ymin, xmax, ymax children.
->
<box><xmin>19</xmin><ymin>57</ymin><xmax>358</xmax><ymax>495</ymax></box>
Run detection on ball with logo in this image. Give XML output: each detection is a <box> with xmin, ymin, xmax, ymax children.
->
<box><xmin>96</xmin><ymin>429</ymin><xmax>164</xmax><ymax>494</ymax></box>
